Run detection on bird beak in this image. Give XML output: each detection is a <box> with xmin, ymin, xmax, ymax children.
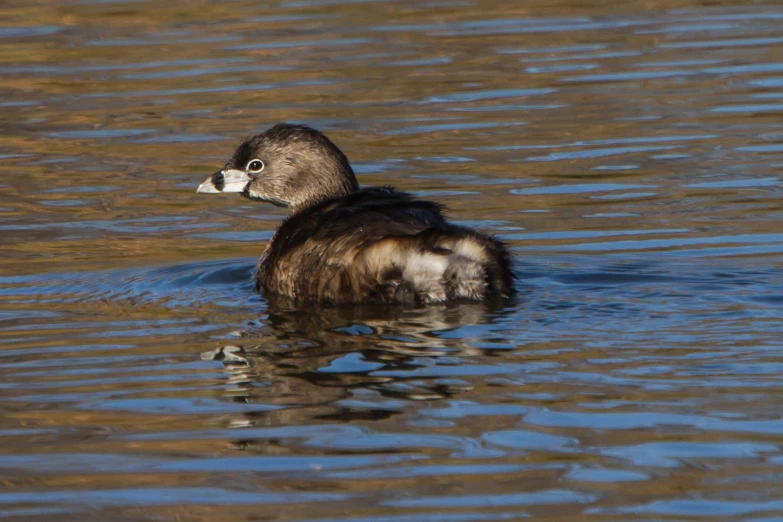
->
<box><xmin>197</xmin><ymin>169</ymin><xmax>252</xmax><ymax>194</ymax></box>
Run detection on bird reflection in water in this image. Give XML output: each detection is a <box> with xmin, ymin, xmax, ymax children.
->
<box><xmin>202</xmin><ymin>298</ymin><xmax>515</xmax><ymax>429</ymax></box>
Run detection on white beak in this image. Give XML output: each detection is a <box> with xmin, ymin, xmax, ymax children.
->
<box><xmin>196</xmin><ymin>169</ymin><xmax>252</xmax><ymax>194</ymax></box>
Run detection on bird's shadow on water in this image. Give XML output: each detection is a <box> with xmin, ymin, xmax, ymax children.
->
<box><xmin>201</xmin><ymin>296</ymin><xmax>519</xmax><ymax>426</ymax></box>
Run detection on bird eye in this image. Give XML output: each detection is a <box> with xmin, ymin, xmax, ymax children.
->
<box><xmin>246</xmin><ymin>159</ymin><xmax>264</xmax><ymax>174</ymax></box>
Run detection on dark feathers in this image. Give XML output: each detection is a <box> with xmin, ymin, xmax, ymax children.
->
<box><xmin>256</xmin><ymin>187</ymin><xmax>514</xmax><ymax>304</ymax></box>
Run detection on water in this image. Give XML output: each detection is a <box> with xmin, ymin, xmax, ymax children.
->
<box><xmin>1</xmin><ymin>0</ymin><xmax>782</xmax><ymax>520</ymax></box>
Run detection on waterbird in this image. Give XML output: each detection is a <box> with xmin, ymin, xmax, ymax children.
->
<box><xmin>197</xmin><ymin>123</ymin><xmax>514</xmax><ymax>305</ymax></box>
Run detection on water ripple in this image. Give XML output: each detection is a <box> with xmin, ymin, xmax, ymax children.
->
<box><xmin>1</xmin><ymin>1</ymin><xmax>782</xmax><ymax>520</ymax></box>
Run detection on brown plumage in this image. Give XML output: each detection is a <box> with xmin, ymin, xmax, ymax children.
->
<box><xmin>197</xmin><ymin>124</ymin><xmax>514</xmax><ymax>305</ymax></box>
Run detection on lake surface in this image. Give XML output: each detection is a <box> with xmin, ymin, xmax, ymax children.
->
<box><xmin>1</xmin><ymin>0</ymin><xmax>782</xmax><ymax>520</ymax></box>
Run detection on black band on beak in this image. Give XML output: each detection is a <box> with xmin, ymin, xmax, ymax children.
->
<box><xmin>212</xmin><ymin>170</ymin><xmax>226</xmax><ymax>192</ymax></box>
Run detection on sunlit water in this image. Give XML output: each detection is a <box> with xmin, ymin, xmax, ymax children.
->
<box><xmin>1</xmin><ymin>0</ymin><xmax>782</xmax><ymax>520</ymax></box>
